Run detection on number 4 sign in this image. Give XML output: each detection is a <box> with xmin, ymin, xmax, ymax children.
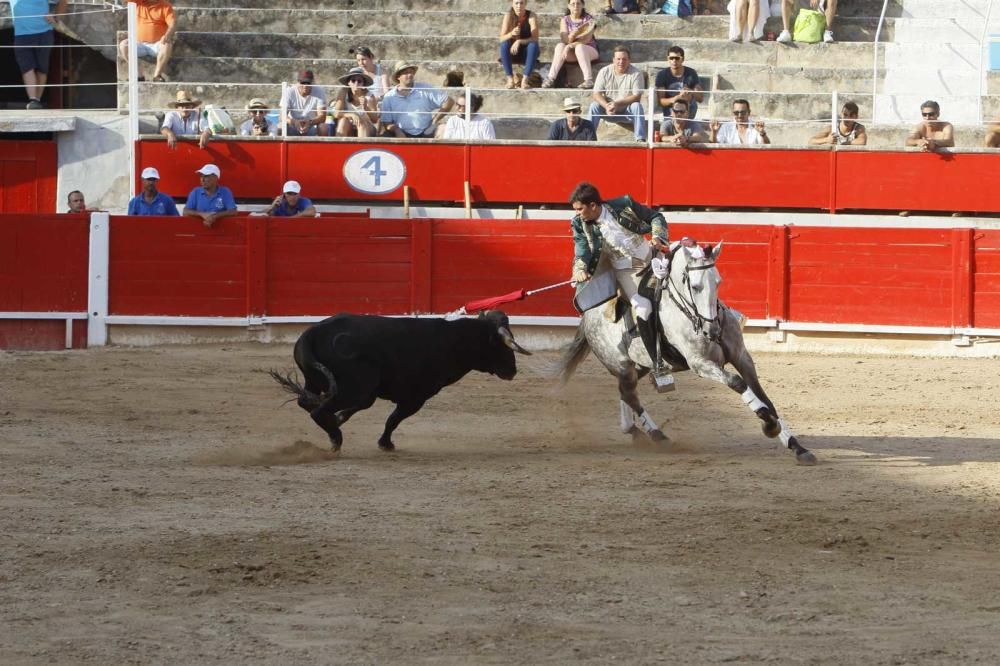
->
<box><xmin>343</xmin><ymin>149</ymin><xmax>406</xmax><ymax>195</ymax></box>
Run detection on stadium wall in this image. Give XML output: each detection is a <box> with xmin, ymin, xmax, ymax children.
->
<box><xmin>2</xmin><ymin>211</ymin><xmax>999</xmax><ymax>355</ymax></box>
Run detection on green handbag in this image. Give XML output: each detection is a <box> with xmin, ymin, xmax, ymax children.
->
<box><xmin>793</xmin><ymin>8</ymin><xmax>826</xmax><ymax>44</ymax></box>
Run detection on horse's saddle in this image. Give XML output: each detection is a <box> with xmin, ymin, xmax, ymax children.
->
<box><xmin>606</xmin><ymin>266</ymin><xmax>689</xmax><ymax>372</ymax></box>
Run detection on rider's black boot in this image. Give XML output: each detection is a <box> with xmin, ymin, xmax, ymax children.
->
<box><xmin>637</xmin><ymin>318</ymin><xmax>675</xmax><ymax>393</ymax></box>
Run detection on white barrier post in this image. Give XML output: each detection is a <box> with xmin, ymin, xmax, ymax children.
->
<box><xmin>87</xmin><ymin>213</ymin><xmax>111</xmax><ymax>347</ymax></box>
<box><xmin>647</xmin><ymin>85</ymin><xmax>655</xmax><ymax>146</ymax></box>
<box><xmin>871</xmin><ymin>0</ymin><xmax>890</xmax><ymax>126</ymax></box>
<box><xmin>280</xmin><ymin>82</ymin><xmax>288</xmax><ymax>138</ymax></box>
<box><xmin>127</xmin><ymin>1</ymin><xmax>139</xmax><ymax>198</ymax></box>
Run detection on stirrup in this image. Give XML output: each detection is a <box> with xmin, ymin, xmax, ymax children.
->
<box><xmin>651</xmin><ymin>365</ymin><xmax>675</xmax><ymax>393</ymax></box>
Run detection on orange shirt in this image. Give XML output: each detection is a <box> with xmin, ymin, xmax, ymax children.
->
<box><xmin>130</xmin><ymin>0</ymin><xmax>176</xmax><ymax>44</ymax></box>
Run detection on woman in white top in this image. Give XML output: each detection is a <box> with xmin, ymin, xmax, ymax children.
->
<box><xmin>332</xmin><ymin>67</ymin><xmax>379</xmax><ymax>138</ymax></box>
<box><xmin>354</xmin><ymin>46</ymin><xmax>390</xmax><ymax>99</ymax></box>
<box><xmin>441</xmin><ymin>95</ymin><xmax>496</xmax><ymax>141</ymax></box>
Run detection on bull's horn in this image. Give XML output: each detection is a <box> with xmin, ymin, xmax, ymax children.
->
<box><xmin>499</xmin><ymin>326</ymin><xmax>532</xmax><ymax>355</ymax></box>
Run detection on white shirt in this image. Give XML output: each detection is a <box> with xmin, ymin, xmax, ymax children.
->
<box><xmin>442</xmin><ymin>114</ymin><xmax>496</xmax><ymax>141</ymax></box>
<box><xmin>281</xmin><ymin>85</ymin><xmax>327</xmax><ymax>120</ymax></box>
<box><xmin>598</xmin><ymin>205</ymin><xmax>651</xmax><ymax>269</ymax></box>
<box><xmin>716</xmin><ymin>121</ymin><xmax>766</xmax><ymax>145</ymax></box>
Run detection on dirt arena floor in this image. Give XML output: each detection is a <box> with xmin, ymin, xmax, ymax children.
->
<box><xmin>2</xmin><ymin>342</ymin><xmax>1000</xmax><ymax>664</ymax></box>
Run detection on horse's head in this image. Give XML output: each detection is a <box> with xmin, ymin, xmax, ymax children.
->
<box><xmin>671</xmin><ymin>241</ymin><xmax>724</xmax><ymax>339</ymax></box>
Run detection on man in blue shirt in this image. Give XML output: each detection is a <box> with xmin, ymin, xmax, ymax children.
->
<box><xmin>380</xmin><ymin>61</ymin><xmax>453</xmax><ymax>138</ymax></box>
<box><xmin>265</xmin><ymin>180</ymin><xmax>316</xmax><ymax>217</ymax></box>
<box><xmin>127</xmin><ymin>167</ymin><xmax>180</xmax><ymax>216</ymax></box>
<box><xmin>11</xmin><ymin>0</ymin><xmax>68</xmax><ymax>109</ymax></box>
<box><xmin>183</xmin><ymin>163</ymin><xmax>238</xmax><ymax>228</ymax></box>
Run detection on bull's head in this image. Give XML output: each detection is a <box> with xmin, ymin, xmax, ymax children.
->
<box><xmin>478</xmin><ymin>309</ymin><xmax>531</xmax><ymax>380</ymax></box>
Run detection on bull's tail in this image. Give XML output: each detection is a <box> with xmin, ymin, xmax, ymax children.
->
<box><xmin>270</xmin><ymin>329</ymin><xmax>339</xmax><ymax>410</ymax></box>
<box><xmin>554</xmin><ymin>325</ymin><xmax>591</xmax><ymax>385</ymax></box>
<box><xmin>269</xmin><ymin>368</ymin><xmax>317</xmax><ymax>406</ymax></box>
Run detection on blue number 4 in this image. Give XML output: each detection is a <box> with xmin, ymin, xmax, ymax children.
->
<box><xmin>360</xmin><ymin>155</ymin><xmax>387</xmax><ymax>186</ymax></box>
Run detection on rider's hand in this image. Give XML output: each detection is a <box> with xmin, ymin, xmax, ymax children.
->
<box><xmin>572</xmin><ymin>268</ymin><xmax>590</xmax><ymax>283</ymax></box>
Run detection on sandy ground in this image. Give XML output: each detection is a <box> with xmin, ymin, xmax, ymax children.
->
<box><xmin>2</xmin><ymin>342</ymin><xmax>1000</xmax><ymax>664</ymax></box>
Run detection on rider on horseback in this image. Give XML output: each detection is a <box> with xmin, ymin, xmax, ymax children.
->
<box><xmin>568</xmin><ymin>181</ymin><xmax>673</xmax><ymax>387</ymax></box>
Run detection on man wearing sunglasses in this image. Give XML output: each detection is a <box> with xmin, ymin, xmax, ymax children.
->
<box><xmin>239</xmin><ymin>98</ymin><xmax>277</xmax><ymax>137</ymax></box>
<box><xmin>708</xmin><ymin>99</ymin><xmax>770</xmax><ymax>145</ymax></box>
<box><xmin>905</xmin><ymin>100</ymin><xmax>954</xmax><ymax>152</ymax></box>
<box><xmin>547</xmin><ymin>97</ymin><xmax>597</xmax><ymax>141</ymax></box>
<box><xmin>654</xmin><ymin>46</ymin><xmax>703</xmax><ymax>124</ymax></box>
<box><xmin>658</xmin><ymin>100</ymin><xmax>706</xmax><ymax>146</ymax></box>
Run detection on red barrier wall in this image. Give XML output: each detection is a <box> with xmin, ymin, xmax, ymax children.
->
<box><xmin>0</xmin><ymin>141</ymin><xmax>58</xmax><ymax>214</ymax></box>
<box><xmin>0</xmin><ymin>214</ymin><xmax>89</xmax><ymax>349</ymax></box>
<box><xmin>136</xmin><ymin>139</ymin><xmax>1000</xmax><ymax>214</ymax></box>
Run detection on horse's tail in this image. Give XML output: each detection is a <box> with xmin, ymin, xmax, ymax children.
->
<box><xmin>555</xmin><ymin>324</ymin><xmax>591</xmax><ymax>384</ymax></box>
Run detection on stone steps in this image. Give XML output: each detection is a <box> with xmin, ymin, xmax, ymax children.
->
<box><xmin>160</xmin><ymin>9</ymin><xmax>888</xmax><ymax>41</ymax></box>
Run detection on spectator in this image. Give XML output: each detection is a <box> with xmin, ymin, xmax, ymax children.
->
<box><xmin>587</xmin><ymin>45</ymin><xmax>646</xmax><ymax>142</ymax></box>
<box><xmin>10</xmin><ymin>0</ymin><xmax>68</xmax><ymax>109</ymax></box>
<box><xmin>239</xmin><ymin>98</ymin><xmax>277</xmax><ymax>137</ymax></box>
<box><xmin>66</xmin><ymin>190</ymin><xmax>87</xmax><ymax>213</ymax></box>
<box><xmin>161</xmin><ymin>90</ymin><xmax>211</xmax><ymax>149</ymax></box>
<box><xmin>441</xmin><ymin>94</ymin><xmax>496</xmax><ymax>140</ymax></box>
<box><xmin>603</xmin><ymin>0</ymin><xmax>640</xmax><ymax>14</ymax></box>
<box><xmin>728</xmin><ymin>0</ymin><xmax>769</xmax><ymax>42</ymax></box>
<box><xmin>655</xmin><ymin>46</ymin><xmax>704</xmax><ymax>125</ymax></box>
<box><xmin>380</xmin><ymin>61</ymin><xmax>454</xmax><ymax>138</ymax></box>
<box><xmin>332</xmin><ymin>67</ymin><xmax>379</xmax><ymax>138</ymax></box>
<box><xmin>658</xmin><ymin>99</ymin><xmax>708</xmax><ymax>146</ymax></box>
<box><xmin>708</xmin><ymin>99</ymin><xmax>770</xmax><ymax>145</ymax></box>
<box><xmin>542</xmin><ymin>0</ymin><xmax>598</xmax><ymax>90</ymax></box>
<box><xmin>118</xmin><ymin>0</ymin><xmax>176</xmax><ymax>83</ymax></box>
<box><xmin>183</xmin><ymin>164</ymin><xmax>237</xmax><ymax>228</ymax></box>
<box><xmin>905</xmin><ymin>100</ymin><xmax>954</xmax><ymax>152</ymax></box>
<box><xmin>264</xmin><ymin>181</ymin><xmax>316</xmax><ymax>218</ymax></box>
<box><xmin>985</xmin><ymin>115</ymin><xmax>1000</xmax><ymax>148</ymax></box>
<box><xmin>808</xmin><ymin>101</ymin><xmax>867</xmax><ymax>146</ymax></box>
<box><xmin>548</xmin><ymin>97</ymin><xmax>597</xmax><ymax>141</ymax></box>
<box><xmin>776</xmin><ymin>0</ymin><xmax>837</xmax><ymax>44</ymax></box>
<box><xmin>498</xmin><ymin>0</ymin><xmax>540</xmax><ymax>89</ymax></box>
<box><xmin>127</xmin><ymin>167</ymin><xmax>180</xmax><ymax>216</ymax></box>
<box><xmin>354</xmin><ymin>46</ymin><xmax>390</xmax><ymax>99</ymax></box>
<box><xmin>282</xmin><ymin>69</ymin><xmax>328</xmax><ymax>137</ymax></box>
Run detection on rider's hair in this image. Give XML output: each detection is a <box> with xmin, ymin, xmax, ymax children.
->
<box><xmin>568</xmin><ymin>182</ymin><xmax>602</xmax><ymax>206</ymax></box>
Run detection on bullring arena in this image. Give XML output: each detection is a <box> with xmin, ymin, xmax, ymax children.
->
<box><xmin>3</xmin><ymin>342</ymin><xmax>1000</xmax><ymax>662</ymax></box>
<box><xmin>5</xmin><ymin>0</ymin><xmax>1000</xmax><ymax>662</ymax></box>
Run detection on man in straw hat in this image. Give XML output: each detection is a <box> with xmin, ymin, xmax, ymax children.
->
<box><xmin>160</xmin><ymin>89</ymin><xmax>211</xmax><ymax>149</ymax></box>
<box><xmin>547</xmin><ymin>97</ymin><xmax>597</xmax><ymax>141</ymax></box>
<box><xmin>380</xmin><ymin>61</ymin><xmax>453</xmax><ymax>138</ymax></box>
<box><xmin>281</xmin><ymin>69</ymin><xmax>328</xmax><ymax>136</ymax></box>
<box><xmin>240</xmin><ymin>98</ymin><xmax>277</xmax><ymax>137</ymax></box>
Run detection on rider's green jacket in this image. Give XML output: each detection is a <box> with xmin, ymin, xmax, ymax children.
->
<box><xmin>570</xmin><ymin>195</ymin><xmax>669</xmax><ymax>275</ymax></box>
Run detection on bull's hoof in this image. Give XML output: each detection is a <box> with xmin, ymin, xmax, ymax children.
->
<box><xmin>378</xmin><ymin>438</ymin><xmax>395</xmax><ymax>451</ymax></box>
<box><xmin>796</xmin><ymin>450</ymin><xmax>818</xmax><ymax>466</ymax></box>
<box><xmin>329</xmin><ymin>429</ymin><xmax>343</xmax><ymax>452</ymax></box>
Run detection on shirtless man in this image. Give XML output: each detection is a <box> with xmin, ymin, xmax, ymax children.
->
<box><xmin>984</xmin><ymin>115</ymin><xmax>1000</xmax><ymax>148</ymax></box>
<box><xmin>809</xmin><ymin>100</ymin><xmax>867</xmax><ymax>146</ymax></box>
<box><xmin>905</xmin><ymin>100</ymin><xmax>954</xmax><ymax>152</ymax></box>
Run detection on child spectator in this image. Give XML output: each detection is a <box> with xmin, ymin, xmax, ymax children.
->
<box><xmin>542</xmin><ymin>0</ymin><xmax>599</xmax><ymax>90</ymax></box>
<box><xmin>499</xmin><ymin>0</ymin><xmax>540</xmax><ymax>89</ymax></box>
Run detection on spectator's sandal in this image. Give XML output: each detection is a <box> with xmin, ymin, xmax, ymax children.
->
<box><xmin>541</xmin><ymin>77</ymin><xmax>556</xmax><ymax>88</ymax></box>
<box><xmin>153</xmin><ymin>75</ymin><xmax>167</xmax><ymax>83</ymax></box>
<box><xmin>578</xmin><ymin>79</ymin><xmax>594</xmax><ymax>89</ymax></box>
<box><xmin>505</xmin><ymin>77</ymin><xmax>517</xmax><ymax>89</ymax></box>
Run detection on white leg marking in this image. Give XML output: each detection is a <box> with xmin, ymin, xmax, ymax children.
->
<box><xmin>620</xmin><ymin>400</ymin><xmax>637</xmax><ymax>433</ymax></box>
<box><xmin>777</xmin><ymin>417</ymin><xmax>795</xmax><ymax>449</ymax></box>
<box><xmin>741</xmin><ymin>387</ymin><xmax>768</xmax><ymax>413</ymax></box>
<box><xmin>637</xmin><ymin>410</ymin><xmax>659</xmax><ymax>434</ymax></box>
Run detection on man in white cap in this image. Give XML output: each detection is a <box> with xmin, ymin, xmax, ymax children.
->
<box><xmin>161</xmin><ymin>89</ymin><xmax>211</xmax><ymax>149</ymax></box>
<box><xmin>127</xmin><ymin>167</ymin><xmax>180</xmax><ymax>216</ymax></box>
<box><xmin>265</xmin><ymin>180</ymin><xmax>316</xmax><ymax>217</ymax></box>
<box><xmin>547</xmin><ymin>97</ymin><xmax>597</xmax><ymax>141</ymax></box>
<box><xmin>380</xmin><ymin>61</ymin><xmax>453</xmax><ymax>138</ymax></box>
<box><xmin>183</xmin><ymin>164</ymin><xmax>237</xmax><ymax>228</ymax></box>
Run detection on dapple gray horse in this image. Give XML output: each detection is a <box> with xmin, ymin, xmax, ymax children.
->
<box><xmin>556</xmin><ymin>242</ymin><xmax>817</xmax><ymax>465</ymax></box>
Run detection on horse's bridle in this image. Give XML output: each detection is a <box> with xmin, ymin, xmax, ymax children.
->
<box><xmin>664</xmin><ymin>245</ymin><xmax>723</xmax><ymax>343</ymax></box>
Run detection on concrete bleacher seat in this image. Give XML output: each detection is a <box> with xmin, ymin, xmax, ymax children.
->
<box><xmin>112</xmin><ymin>0</ymin><xmax>1000</xmax><ymax>147</ymax></box>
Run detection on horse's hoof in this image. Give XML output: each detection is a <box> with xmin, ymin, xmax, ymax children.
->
<box><xmin>795</xmin><ymin>450</ymin><xmax>818</xmax><ymax>466</ymax></box>
<box><xmin>378</xmin><ymin>439</ymin><xmax>395</xmax><ymax>451</ymax></box>
<box><xmin>649</xmin><ymin>429</ymin><xmax>671</xmax><ymax>445</ymax></box>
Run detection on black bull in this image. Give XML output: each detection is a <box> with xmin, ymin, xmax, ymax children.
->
<box><xmin>270</xmin><ymin>310</ymin><xmax>531</xmax><ymax>451</ymax></box>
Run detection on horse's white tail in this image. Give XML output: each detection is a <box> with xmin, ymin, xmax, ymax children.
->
<box><xmin>554</xmin><ymin>325</ymin><xmax>591</xmax><ymax>384</ymax></box>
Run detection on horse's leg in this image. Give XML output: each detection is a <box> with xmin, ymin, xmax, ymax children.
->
<box><xmin>724</xmin><ymin>346</ymin><xmax>817</xmax><ymax>466</ymax></box>
<box><xmin>617</xmin><ymin>365</ymin><xmax>668</xmax><ymax>443</ymax></box>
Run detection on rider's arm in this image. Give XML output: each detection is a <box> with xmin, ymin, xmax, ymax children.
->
<box><xmin>626</xmin><ymin>197</ymin><xmax>668</xmax><ymax>244</ymax></box>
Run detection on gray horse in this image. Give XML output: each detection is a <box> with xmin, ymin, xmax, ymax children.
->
<box><xmin>556</xmin><ymin>242</ymin><xmax>817</xmax><ymax>465</ymax></box>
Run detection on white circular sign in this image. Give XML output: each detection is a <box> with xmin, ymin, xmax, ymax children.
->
<box><xmin>343</xmin><ymin>149</ymin><xmax>406</xmax><ymax>195</ymax></box>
